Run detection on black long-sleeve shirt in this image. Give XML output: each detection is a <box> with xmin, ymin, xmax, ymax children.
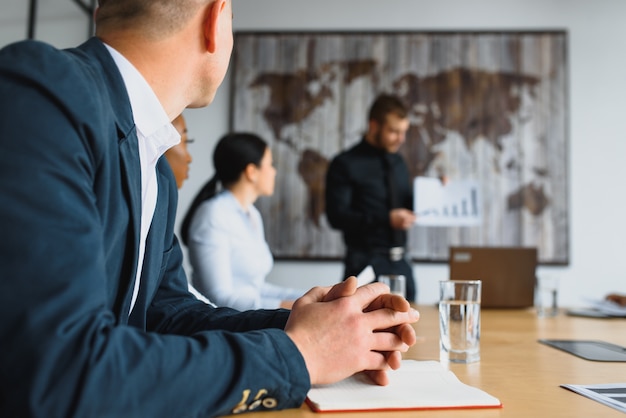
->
<box><xmin>325</xmin><ymin>138</ymin><xmax>413</xmax><ymax>250</ymax></box>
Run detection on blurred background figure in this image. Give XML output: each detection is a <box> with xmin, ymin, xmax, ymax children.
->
<box><xmin>164</xmin><ymin>113</ymin><xmax>212</xmax><ymax>306</ymax></box>
<box><xmin>325</xmin><ymin>94</ymin><xmax>417</xmax><ymax>301</ymax></box>
<box><xmin>181</xmin><ymin>132</ymin><xmax>302</xmax><ymax>310</ymax></box>
<box><xmin>165</xmin><ymin>114</ymin><xmax>193</xmax><ymax>189</ymax></box>
<box><xmin>606</xmin><ymin>293</ymin><xmax>626</xmax><ymax>307</ymax></box>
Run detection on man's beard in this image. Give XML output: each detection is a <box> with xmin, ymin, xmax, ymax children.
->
<box><xmin>373</xmin><ymin>131</ymin><xmax>385</xmax><ymax>149</ymax></box>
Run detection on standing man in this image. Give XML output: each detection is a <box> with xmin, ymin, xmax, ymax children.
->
<box><xmin>326</xmin><ymin>94</ymin><xmax>417</xmax><ymax>301</ymax></box>
<box><xmin>0</xmin><ymin>2</ymin><xmax>419</xmax><ymax>417</ymax></box>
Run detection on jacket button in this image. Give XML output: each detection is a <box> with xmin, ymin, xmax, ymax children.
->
<box><xmin>262</xmin><ymin>398</ymin><xmax>277</xmax><ymax>409</ymax></box>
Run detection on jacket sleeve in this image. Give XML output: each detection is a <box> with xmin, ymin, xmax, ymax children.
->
<box><xmin>0</xmin><ymin>41</ymin><xmax>310</xmax><ymax>418</ymax></box>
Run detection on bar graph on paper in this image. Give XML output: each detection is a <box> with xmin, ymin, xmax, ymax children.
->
<box><xmin>413</xmin><ymin>177</ymin><xmax>482</xmax><ymax>227</ymax></box>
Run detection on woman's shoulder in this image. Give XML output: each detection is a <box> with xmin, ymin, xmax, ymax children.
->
<box><xmin>194</xmin><ymin>191</ymin><xmax>238</xmax><ymax>221</ymax></box>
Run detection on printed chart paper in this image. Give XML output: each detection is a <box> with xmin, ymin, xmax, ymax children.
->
<box><xmin>562</xmin><ymin>383</ymin><xmax>626</xmax><ymax>413</ymax></box>
<box><xmin>413</xmin><ymin>177</ymin><xmax>482</xmax><ymax>227</ymax></box>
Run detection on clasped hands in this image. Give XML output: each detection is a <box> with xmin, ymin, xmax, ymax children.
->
<box><xmin>285</xmin><ymin>276</ymin><xmax>420</xmax><ymax>386</ymax></box>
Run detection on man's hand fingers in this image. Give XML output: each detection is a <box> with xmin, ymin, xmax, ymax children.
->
<box><xmin>364</xmin><ymin>293</ymin><xmax>411</xmax><ymax>313</ymax></box>
<box><xmin>365</xmin><ymin>305</ymin><xmax>420</xmax><ymax>335</ymax></box>
<box><xmin>370</xmin><ymin>328</ymin><xmax>414</xmax><ymax>353</ymax></box>
<box><xmin>322</xmin><ymin>276</ymin><xmax>358</xmax><ymax>302</ymax></box>
<box><xmin>373</xmin><ymin>323</ymin><xmax>418</xmax><ymax>348</ymax></box>
<box><xmin>286</xmin><ymin>277</ymin><xmax>418</xmax><ymax>387</ymax></box>
<box><xmin>295</xmin><ymin>276</ymin><xmax>359</xmax><ymax>307</ymax></box>
<box><xmin>386</xmin><ymin>350</ymin><xmax>403</xmax><ymax>370</ymax></box>
<box><xmin>361</xmin><ymin>350</ymin><xmax>405</xmax><ymax>386</ymax></box>
<box><xmin>353</xmin><ymin>282</ymin><xmax>406</xmax><ymax>311</ymax></box>
<box><xmin>293</xmin><ymin>284</ymin><xmax>333</xmax><ymax>306</ymax></box>
<box><xmin>364</xmin><ymin>369</ymin><xmax>390</xmax><ymax>386</ymax></box>
<box><xmin>396</xmin><ymin>323</ymin><xmax>418</xmax><ymax>346</ymax></box>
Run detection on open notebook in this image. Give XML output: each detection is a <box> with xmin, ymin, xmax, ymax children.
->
<box><xmin>306</xmin><ymin>360</ymin><xmax>501</xmax><ymax>413</ymax></box>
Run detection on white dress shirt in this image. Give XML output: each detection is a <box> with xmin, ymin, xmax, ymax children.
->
<box><xmin>188</xmin><ymin>191</ymin><xmax>303</xmax><ymax>310</ymax></box>
<box><xmin>104</xmin><ymin>45</ymin><xmax>180</xmax><ymax>314</ymax></box>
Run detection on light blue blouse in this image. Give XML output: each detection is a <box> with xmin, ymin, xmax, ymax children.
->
<box><xmin>187</xmin><ymin>190</ymin><xmax>302</xmax><ymax>310</ymax></box>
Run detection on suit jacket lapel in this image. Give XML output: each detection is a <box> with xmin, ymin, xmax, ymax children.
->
<box><xmin>117</xmin><ymin>126</ymin><xmax>142</xmax><ymax>319</ymax></box>
<box><xmin>78</xmin><ymin>38</ymin><xmax>168</xmax><ymax>323</ymax></box>
<box><xmin>128</xmin><ymin>164</ymin><xmax>171</xmax><ymax>328</ymax></box>
<box><xmin>78</xmin><ymin>38</ymin><xmax>144</xmax><ymax>321</ymax></box>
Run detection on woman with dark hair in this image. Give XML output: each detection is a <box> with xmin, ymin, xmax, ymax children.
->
<box><xmin>606</xmin><ymin>293</ymin><xmax>626</xmax><ymax>307</ymax></box>
<box><xmin>181</xmin><ymin>132</ymin><xmax>302</xmax><ymax>310</ymax></box>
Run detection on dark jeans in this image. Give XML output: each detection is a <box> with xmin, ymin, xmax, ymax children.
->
<box><xmin>343</xmin><ymin>248</ymin><xmax>416</xmax><ymax>302</ymax></box>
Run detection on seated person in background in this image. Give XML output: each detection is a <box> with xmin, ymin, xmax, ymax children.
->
<box><xmin>181</xmin><ymin>132</ymin><xmax>302</xmax><ymax>310</ymax></box>
<box><xmin>164</xmin><ymin>113</ymin><xmax>214</xmax><ymax>305</ymax></box>
<box><xmin>606</xmin><ymin>293</ymin><xmax>626</xmax><ymax>306</ymax></box>
<box><xmin>164</xmin><ymin>114</ymin><xmax>193</xmax><ymax>189</ymax></box>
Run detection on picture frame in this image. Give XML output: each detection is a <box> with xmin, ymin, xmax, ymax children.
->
<box><xmin>230</xmin><ymin>30</ymin><xmax>568</xmax><ymax>264</ymax></box>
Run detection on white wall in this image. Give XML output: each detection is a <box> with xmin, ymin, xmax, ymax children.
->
<box><xmin>3</xmin><ymin>0</ymin><xmax>626</xmax><ymax>307</ymax></box>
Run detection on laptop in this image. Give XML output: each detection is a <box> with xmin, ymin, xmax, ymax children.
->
<box><xmin>449</xmin><ymin>246</ymin><xmax>537</xmax><ymax>309</ymax></box>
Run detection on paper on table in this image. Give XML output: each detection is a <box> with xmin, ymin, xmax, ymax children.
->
<box><xmin>561</xmin><ymin>383</ymin><xmax>626</xmax><ymax>413</ymax></box>
<box><xmin>585</xmin><ymin>298</ymin><xmax>626</xmax><ymax>317</ymax></box>
<box><xmin>355</xmin><ymin>265</ymin><xmax>375</xmax><ymax>287</ymax></box>
<box><xmin>569</xmin><ymin>298</ymin><xmax>626</xmax><ymax>318</ymax></box>
<box><xmin>413</xmin><ymin>176</ymin><xmax>482</xmax><ymax>227</ymax></box>
<box><xmin>306</xmin><ymin>360</ymin><xmax>501</xmax><ymax>413</ymax></box>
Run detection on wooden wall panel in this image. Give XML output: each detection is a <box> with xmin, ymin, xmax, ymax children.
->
<box><xmin>230</xmin><ymin>31</ymin><xmax>568</xmax><ymax>264</ymax></box>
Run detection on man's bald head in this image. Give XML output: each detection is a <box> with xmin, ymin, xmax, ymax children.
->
<box><xmin>95</xmin><ymin>0</ymin><xmax>212</xmax><ymax>40</ymax></box>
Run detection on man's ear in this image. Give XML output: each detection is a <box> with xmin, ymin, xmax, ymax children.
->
<box><xmin>368</xmin><ymin>119</ymin><xmax>379</xmax><ymax>134</ymax></box>
<box><xmin>204</xmin><ymin>0</ymin><xmax>226</xmax><ymax>54</ymax></box>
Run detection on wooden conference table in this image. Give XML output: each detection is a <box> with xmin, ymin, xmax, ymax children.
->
<box><xmin>230</xmin><ymin>305</ymin><xmax>626</xmax><ymax>418</ymax></box>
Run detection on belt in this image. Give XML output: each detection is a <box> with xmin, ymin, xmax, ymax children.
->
<box><xmin>351</xmin><ymin>246</ymin><xmax>405</xmax><ymax>262</ymax></box>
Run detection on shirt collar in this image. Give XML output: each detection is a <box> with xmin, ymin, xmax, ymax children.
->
<box><xmin>222</xmin><ymin>190</ymin><xmax>248</xmax><ymax>213</ymax></box>
<box><xmin>103</xmin><ymin>44</ymin><xmax>180</xmax><ymax>159</ymax></box>
<box><xmin>360</xmin><ymin>136</ymin><xmax>388</xmax><ymax>156</ymax></box>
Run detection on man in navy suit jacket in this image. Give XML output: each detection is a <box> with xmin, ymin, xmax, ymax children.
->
<box><xmin>0</xmin><ymin>1</ymin><xmax>419</xmax><ymax>417</ymax></box>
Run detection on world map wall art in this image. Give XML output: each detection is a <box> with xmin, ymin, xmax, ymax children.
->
<box><xmin>230</xmin><ymin>31</ymin><xmax>568</xmax><ymax>264</ymax></box>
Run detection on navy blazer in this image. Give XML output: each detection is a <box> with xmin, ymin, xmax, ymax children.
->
<box><xmin>0</xmin><ymin>38</ymin><xmax>309</xmax><ymax>418</ymax></box>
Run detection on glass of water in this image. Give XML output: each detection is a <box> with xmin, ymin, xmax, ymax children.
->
<box><xmin>378</xmin><ymin>274</ymin><xmax>406</xmax><ymax>298</ymax></box>
<box><xmin>535</xmin><ymin>275</ymin><xmax>559</xmax><ymax>317</ymax></box>
<box><xmin>439</xmin><ymin>280</ymin><xmax>482</xmax><ymax>364</ymax></box>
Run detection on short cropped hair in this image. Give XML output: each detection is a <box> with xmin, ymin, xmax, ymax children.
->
<box><xmin>95</xmin><ymin>0</ymin><xmax>210</xmax><ymax>39</ymax></box>
<box><xmin>367</xmin><ymin>94</ymin><xmax>408</xmax><ymax>125</ymax></box>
